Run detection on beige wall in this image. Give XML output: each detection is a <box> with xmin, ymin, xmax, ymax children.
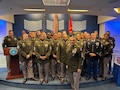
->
<box><xmin>6</xmin><ymin>22</ymin><xmax>13</xmax><ymax>34</ymax></box>
<box><xmin>0</xmin><ymin>14</ymin><xmax>14</xmax><ymax>23</ymax></box>
<box><xmin>98</xmin><ymin>16</ymin><xmax>116</xmax><ymax>37</ymax></box>
<box><xmin>0</xmin><ymin>15</ymin><xmax>14</xmax><ymax>53</ymax></box>
<box><xmin>0</xmin><ymin>14</ymin><xmax>14</xmax><ymax>33</ymax></box>
<box><xmin>97</xmin><ymin>16</ymin><xmax>116</xmax><ymax>24</ymax></box>
<box><xmin>99</xmin><ymin>23</ymin><xmax>105</xmax><ymax>38</ymax></box>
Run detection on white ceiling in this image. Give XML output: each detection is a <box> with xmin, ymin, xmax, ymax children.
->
<box><xmin>0</xmin><ymin>0</ymin><xmax>120</xmax><ymax>17</ymax></box>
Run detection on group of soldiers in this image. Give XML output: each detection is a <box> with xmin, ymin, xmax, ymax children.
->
<box><xmin>2</xmin><ymin>30</ymin><xmax>115</xmax><ymax>90</ymax></box>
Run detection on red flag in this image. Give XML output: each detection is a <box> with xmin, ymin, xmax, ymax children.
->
<box><xmin>69</xmin><ymin>16</ymin><xmax>72</xmax><ymax>34</ymax></box>
<box><xmin>53</xmin><ymin>14</ymin><xmax>59</xmax><ymax>33</ymax></box>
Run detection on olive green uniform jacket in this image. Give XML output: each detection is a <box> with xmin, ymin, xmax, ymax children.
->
<box><xmin>17</xmin><ymin>39</ymin><xmax>33</xmax><ymax>62</ymax></box>
<box><xmin>66</xmin><ymin>43</ymin><xmax>83</xmax><ymax>72</ymax></box>
<box><xmin>34</xmin><ymin>40</ymin><xmax>51</xmax><ymax>64</ymax></box>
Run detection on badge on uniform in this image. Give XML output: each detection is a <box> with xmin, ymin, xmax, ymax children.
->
<box><xmin>80</xmin><ymin>48</ymin><xmax>82</xmax><ymax>51</ymax></box>
<box><xmin>38</xmin><ymin>44</ymin><xmax>40</xmax><ymax>46</ymax></box>
<box><xmin>14</xmin><ymin>38</ymin><xmax>17</xmax><ymax>41</ymax></box>
<box><xmin>22</xmin><ymin>43</ymin><xmax>25</xmax><ymax>47</ymax></box>
<box><xmin>105</xmin><ymin>42</ymin><xmax>109</xmax><ymax>45</ymax></box>
<box><xmin>72</xmin><ymin>48</ymin><xmax>77</xmax><ymax>54</ymax></box>
<box><xmin>88</xmin><ymin>42</ymin><xmax>90</xmax><ymax>45</ymax></box>
<box><xmin>8</xmin><ymin>38</ymin><xmax>11</xmax><ymax>41</ymax></box>
<box><xmin>45</xmin><ymin>44</ymin><xmax>48</xmax><ymax>48</ymax></box>
<box><xmin>56</xmin><ymin>47</ymin><xmax>58</xmax><ymax>51</ymax></box>
<box><xmin>96</xmin><ymin>42</ymin><xmax>99</xmax><ymax>46</ymax></box>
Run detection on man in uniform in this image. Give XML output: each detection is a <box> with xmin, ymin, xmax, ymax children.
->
<box><xmin>17</xmin><ymin>34</ymin><xmax>36</xmax><ymax>84</ymax></box>
<box><xmin>46</xmin><ymin>32</ymin><xmax>53</xmax><ymax>77</ymax></box>
<box><xmin>30</xmin><ymin>31</ymin><xmax>39</xmax><ymax>78</ymax></box>
<box><xmin>2</xmin><ymin>30</ymin><xmax>17</xmax><ymax>72</ymax></box>
<box><xmin>81</xmin><ymin>33</ymin><xmax>91</xmax><ymax>76</ymax></box>
<box><xmin>66</xmin><ymin>36</ymin><xmax>82</xmax><ymax>90</ymax></box>
<box><xmin>50</xmin><ymin>33</ymin><xmax>59</xmax><ymax>80</ymax></box>
<box><xmin>57</xmin><ymin>34</ymin><xmax>69</xmax><ymax>84</ymax></box>
<box><xmin>75</xmin><ymin>33</ymin><xmax>86</xmax><ymax>77</ymax></box>
<box><xmin>85</xmin><ymin>33</ymin><xmax>102</xmax><ymax>81</ymax></box>
<box><xmin>101</xmin><ymin>34</ymin><xmax>114</xmax><ymax>80</ymax></box>
<box><xmin>34</xmin><ymin>33</ymin><xmax>51</xmax><ymax>84</ymax></box>
<box><xmin>105</xmin><ymin>31</ymin><xmax>115</xmax><ymax>74</ymax></box>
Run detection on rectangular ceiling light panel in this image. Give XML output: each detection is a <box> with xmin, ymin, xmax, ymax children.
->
<box><xmin>42</xmin><ymin>0</ymin><xmax>70</xmax><ymax>6</ymax></box>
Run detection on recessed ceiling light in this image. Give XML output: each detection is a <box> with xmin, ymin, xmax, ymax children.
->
<box><xmin>68</xmin><ymin>8</ymin><xmax>88</xmax><ymax>12</ymax></box>
<box><xmin>42</xmin><ymin>0</ymin><xmax>70</xmax><ymax>6</ymax></box>
<box><xmin>24</xmin><ymin>9</ymin><xmax>45</xmax><ymax>12</ymax></box>
<box><xmin>114</xmin><ymin>8</ymin><xmax>120</xmax><ymax>13</ymax></box>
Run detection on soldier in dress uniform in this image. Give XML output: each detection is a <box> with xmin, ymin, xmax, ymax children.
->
<box><xmin>85</xmin><ymin>33</ymin><xmax>102</xmax><ymax>81</ymax></box>
<box><xmin>105</xmin><ymin>31</ymin><xmax>115</xmax><ymax>74</ymax></box>
<box><xmin>81</xmin><ymin>33</ymin><xmax>91</xmax><ymax>76</ymax></box>
<box><xmin>101</xmin><ymin>34</ymin><xmax>114</xmax><ymax>80</ymax></box>
<box><xmin>66</xmin><ymin>36</ymin><xmax>82</xmax><ymax>90</ymax></box>
<box><xmin>57</xmin><ymin>34</ymin><xmax>69</xmax><ymax>84</ymax></box>
<box><xmin>75</xmin><ymin>33</ymin><xmax>84</xmax><ymax>66</ymax></box>
<box><xmin>17</xmin><ymin>34</ymin><xmax>36</xmax><ymax>84</ymax></box>
<box><xmin>2</xmin><ymin>30</ymin><xmax>17</xmax><ymax>72</ymax></box>
<box><xmin>50</xmin><ymin>33</ymin><xmax>59</xmax><ymax>80</ymax></box>
<box><xmin>34</xmin><ymin>33</ymin><xmax>51</xmax><ymax>84</ymax></box>
<box><xmin>46</xmin><ymin>32</ymin><xmax>53</xmax><ymax>79</ymax></box>
<box><xmin>30</xmin><ymin>31</ymin><xmax>39</xmax><ymax>78</ymax></box>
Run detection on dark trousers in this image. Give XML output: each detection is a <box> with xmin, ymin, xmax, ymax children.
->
<box><xmin>108</xmin><ymin>54</ymin><xmax>112</xmax><ymax>74</ymax></box>
<box><xmin>86</xmin><ymin>57</ymin><xmax>98</xmax><ymax>78</ymax></box>
<box><xmin>99</xmin><ymin>57</ymin><xmax>103</xmax><ymax>76</ymax></box>
<box><xmin>51</xmin><ymin>58</ymin><xmax>57</xmax><ymax>77</ymax></box>
<box><xmin>32</xmin><ymin>55</ymin><xmax>39</xmax><ymax>78</ymax></box>
<box><xmin>81</xmin><ymin>59</ymin><xmax>87</xmax><ymax>76</ymax></box>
